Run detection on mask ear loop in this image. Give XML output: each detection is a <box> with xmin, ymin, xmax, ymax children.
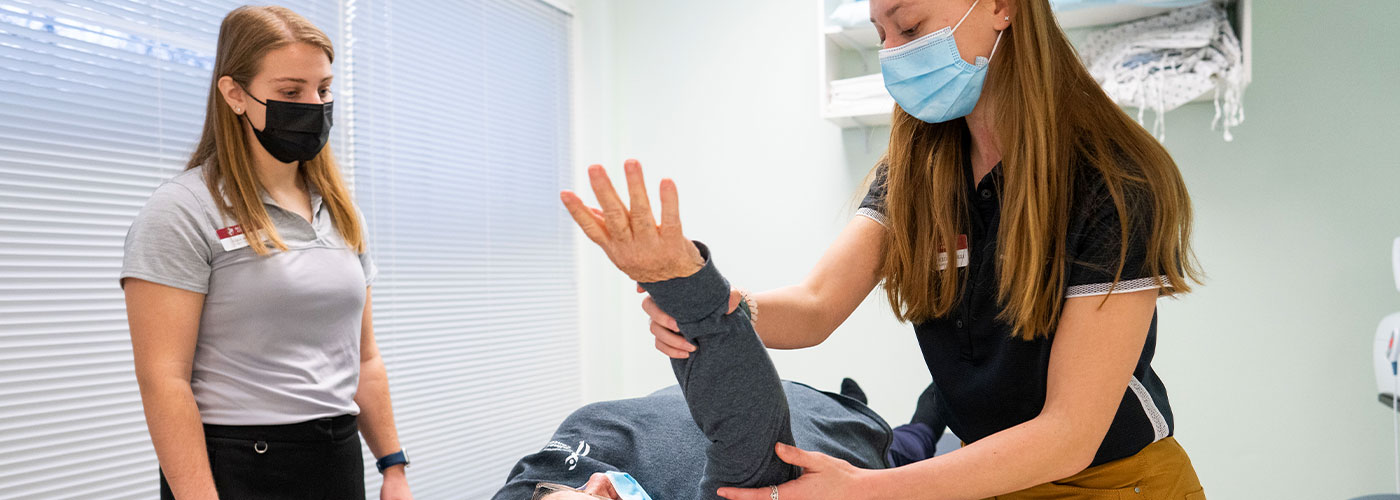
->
<box><xmin>236</xmin><ymin>82</ymin><xmax>270</xmax><ymax>107</ymax></box>
<box><xmin>988</xmin><ymin>29</ymin><xmax>1005</xmax><ymax>61</ymax></box>
<box><xmin>952</xmin><ymin>0</ymin><xmax>981</xmax><ymax>33</ymax></box>
<box><xmin>953</xmin><ymin>0</ymin><xmax>1004</xmax><ymax>64</ymax></box>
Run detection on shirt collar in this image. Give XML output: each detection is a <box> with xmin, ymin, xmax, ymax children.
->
<box><xmin>961</xmin><ymin>149</ymin><xmax>1004</xmax><ymax>194</ymax></box>
<box><xmin>258</xmin><ymin>180</ymin><xmax>323</xmax><ymax>215</ymax></box>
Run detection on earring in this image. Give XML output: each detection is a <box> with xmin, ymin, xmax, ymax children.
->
<box><xmin>1004</xmin><ymin>16</ymin><xmax>1010</xmax><ymax>20</ymax></box>
<box><xmin>235</xmin><ymin>107</ymin><xmax>242</xmax><ymax>113</ymax></box>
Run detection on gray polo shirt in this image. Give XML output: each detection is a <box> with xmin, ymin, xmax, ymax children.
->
<box><xmin>120</xmin><ymin>166</ymin><xmax>376</xmax><ymax>426</ymax></box>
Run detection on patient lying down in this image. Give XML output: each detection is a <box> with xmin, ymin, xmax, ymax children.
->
<box><xmin>491</xmin><ymin>163</ymin><xmax>945</xmax><ymax>500</ymax></box>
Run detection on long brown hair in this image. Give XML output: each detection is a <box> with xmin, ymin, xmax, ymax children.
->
<box><xmin>188</xmin><ymin>5</ymin><xmax>363</xmax><ymax>255</ymax></box>
<box><xmin>879</xmin><ymin>0</ymin><xmax>1201</xmax><ymax>340</ymax></box>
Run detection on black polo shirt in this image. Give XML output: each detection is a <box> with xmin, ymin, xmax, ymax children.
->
<box><xmin>858</xmin><ymin>158</ymin><xmax>1174</xmax><ymax>467</ymax></box>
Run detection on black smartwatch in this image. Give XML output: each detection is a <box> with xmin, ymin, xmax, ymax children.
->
<box><xmin>376</xmin><ymin>449</ymin><xmax>410</xmax><ymax>473</ymax></box>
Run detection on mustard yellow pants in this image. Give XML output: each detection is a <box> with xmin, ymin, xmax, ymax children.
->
<box><xmin>988</xmin><ymin>437</ymin><xmax>1205</xmax><ymax>500</ymax></box>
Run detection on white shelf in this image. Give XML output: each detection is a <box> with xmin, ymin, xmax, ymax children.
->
<box><xmin>1054</xmin><ymin>5</ymin><xmax>1174</xmax><ymax>28</ymax></box>
<box><xmin>825</xmin><ymin>112</ymin><xmax>894</xmax><ymax>129</ymax></box>
<box><xmin>818</xmin><ymin>0</ymin><xmax>1251</xmax><ymax>129</ymax></box>
<box><xmin>820</xmin><ymin>5</ymin><xmax>1183</xmax><ymax>53</ymax></box>
<box><xmin>823</xmin><ymin>24</ymin><xmax>880</xmax><ymax>51</ymax></box>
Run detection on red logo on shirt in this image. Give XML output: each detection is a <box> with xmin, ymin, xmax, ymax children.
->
<box><xmin>217</xmin><ymin>225</ymin><xmax>244</xmax><ymax>239</ymax></box>
<box><xmin>938</xmin><ymin>234</ymin><xmax>969</xmax><ymax>252</ymax></box>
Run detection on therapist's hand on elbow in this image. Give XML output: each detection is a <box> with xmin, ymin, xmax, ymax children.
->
<box><xmin>560</xmin><ymin>159</ymin><xmax>705</xmax><ymax>284</ymax></box>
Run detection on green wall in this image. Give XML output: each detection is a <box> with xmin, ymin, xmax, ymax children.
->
<box><xmin>1151</xmin><ymin>1</ymin><xmax>1400</xmax><ymax>497</ymax></box>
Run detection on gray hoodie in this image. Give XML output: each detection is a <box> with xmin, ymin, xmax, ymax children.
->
<box><xmin>492</xmin><ymin>242</ymin><xmax>891</xmax><ymax>500</ymax></box>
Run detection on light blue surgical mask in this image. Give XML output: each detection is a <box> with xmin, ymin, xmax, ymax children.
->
<box><xmin>604</xmin><ymin>471</ymin><xmax>653</xmax><ymax>500</ymax></box>
<box><xmin>879</xmin><ymin>0</ymin><xmax>1004</xmax><ymax>123</ymax></box>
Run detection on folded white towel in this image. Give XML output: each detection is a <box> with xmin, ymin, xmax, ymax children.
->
<box><xmin>1078</xmin><ymin>3</ymin><xmax>1246</xmax><ymax>141</ymax></box>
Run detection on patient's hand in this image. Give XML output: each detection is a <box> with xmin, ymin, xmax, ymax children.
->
<box><xmin>561</xmin><ymin>160</ymin><xmax>705</xmax><ymax>284</ymax></box>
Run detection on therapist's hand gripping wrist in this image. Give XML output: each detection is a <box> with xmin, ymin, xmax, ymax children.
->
<box><xmin>560</xmin><ymin>160</ymin><xmax>705</xmax><ymax>284</ymax></box>
<box><xmin>640</xmin><ymin>287</ymin><xmax>742</xmax><ymax>358</ymax></box>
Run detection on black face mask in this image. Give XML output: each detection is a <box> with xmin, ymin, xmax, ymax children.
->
<box><xmin>240</xmin><ymin>87</ymin><xmax>333</xmax><ymax>163</ymax></box>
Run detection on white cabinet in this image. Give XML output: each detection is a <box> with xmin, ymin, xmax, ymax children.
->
<box><xmin>818</xmin><ymin>0</ymin><xmax>1252</xmax><ymax>128</ymax></box>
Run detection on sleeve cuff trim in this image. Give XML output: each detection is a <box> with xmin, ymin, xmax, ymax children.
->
<box><xmin>856</xmin><ymin>208</ymin><xmax>888</xmax><ymax>228</ymax></box>
<box><xmin>1064</xmin><ymin>275</ymin><xmax>1168</xmax><ymax>298</ymax></box>
<box><xmin>119</xmin><ymin>271</ymin><xmax>210</xmax><ymax>294</ymax></box>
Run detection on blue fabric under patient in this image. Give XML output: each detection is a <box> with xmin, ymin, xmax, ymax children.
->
<box><xmin>886</xmin><ymin>423</ymin><xmax>942</xmax><ymax>467</ymax></box>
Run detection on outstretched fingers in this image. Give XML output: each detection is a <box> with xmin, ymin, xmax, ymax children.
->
<box><xmin>623</xmin><ymin>159</ymin><xmax>658</xmax><ymax>238</ymax></box>
<box><xmin>658</xmin><ymin>178</ymin><xmax>683</xmax><ymax>238</ymax></box>
<box><xmin>560</xmin><ymin>190</ymin><xmax>608</xmax><ymax>245</ymax></box>
<box><xmin>587</xmin><ymin>164</ymin><xmax>632</xmax><ymax>241</ymax></box>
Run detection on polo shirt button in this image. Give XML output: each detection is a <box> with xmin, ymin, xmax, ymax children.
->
<box><xmin>955</xmin><ymin>319</ymin><xmax>964</xmax><ymax>328</ymax></box>
<box><xmin>980</xmin><ymin>189</ymin><xmax>992</xmax><ymax>199</ymax></box>
<box><xmin>1134</xmin><ymin>487</ymin><xmax>1141</xmax><ymax>494</ymax></box>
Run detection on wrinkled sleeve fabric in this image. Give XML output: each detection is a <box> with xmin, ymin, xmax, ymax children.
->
<box><xmin>640</xmin><ymin>241</ymin><xmax>799</xmax><ymax>497</ymax></box>
<box><xmin>1065</xmin><ymin>181</ymin><xmax>1166</xmax><ymax>299</ymax></box>
<box><xmin>120</xmin><ymin>183</ymin><xmax>213</xmax><ymax>294</ymax></box>
<box><xmin>353</xmin><ymin>206</ymin><xmax>378</xmax><ymax>286</ymax></box>
<box><xmin>856</xmin><ymin>164</ymin><xmax>889</xmax><ymax>228</ymax></box>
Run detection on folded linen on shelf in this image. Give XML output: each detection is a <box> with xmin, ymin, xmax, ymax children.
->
<box><xmin>1078</xmin><ymin>3</ymin><xmax>1246</xmax><ymax>141</ymax></box>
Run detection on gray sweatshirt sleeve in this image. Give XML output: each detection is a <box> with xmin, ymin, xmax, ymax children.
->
<box><xmin>639</xmin><ymin>241</ymin><xmax>799</xmax><ymax>496</ymax></box>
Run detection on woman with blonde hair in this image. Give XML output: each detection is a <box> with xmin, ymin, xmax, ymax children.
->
<box><xmin>632</xmin><ymin>0</ymin><xmax>1208</xmax><ymax>498</ymax></box>
<box><xmin>121</xmin><ymin>6</ymin><xmax>411</xmax><ymax>499</ymax></box>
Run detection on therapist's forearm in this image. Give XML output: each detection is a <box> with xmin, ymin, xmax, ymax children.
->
<box><xmin>751</xmin><ymin>285</ymin><xmax>844</xmax><ymax>349</ymax></box>
<box><xmin>355</xmin><ymin>356</ymin><xmax>403</xmax><ymax>462</ymax></box>
<box><xmin>140</xmin><ymin>379</ymin><xmax>219</xmax><ymax>500</ymax></box>
<box><xmin>749</xmin><ymin>218</ymin><xmax>886</xmax><ymax>350</ymax></box>
<box><xmin>863</xmin><ymin>414</ymin><xmax>1093</xmax><ymax>500</ymax></box>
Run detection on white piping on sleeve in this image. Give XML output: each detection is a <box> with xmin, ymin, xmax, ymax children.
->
<box><xmin>1128</xmin><ymin>376</ymin><xmax>1170</xmax><ymax>442</ymax></box>
<box><xmin>856</xmin><ymin>207</ymin><xmax>888</xmax><ymax>228</ymax></box>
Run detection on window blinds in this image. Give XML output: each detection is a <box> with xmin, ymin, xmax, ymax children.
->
<box><xmin>0</xmin><ymin>0</ymin><xmax>575</xmax><ymax>497</ymax></box>
<box><xmin>344</xmin><ymin>0</ymin><xmax>578</xmax><ymax>496</ymax></box>
<box><xmin>0</xmin><ymin>1</ymin><xmax>339</xmax><ymax>497</ymax></box>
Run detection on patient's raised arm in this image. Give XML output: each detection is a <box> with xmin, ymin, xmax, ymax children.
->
<box><xmin>560</xmin><ymin>161</ymin><xmax>798</xmax><ymax>497</ymax></box>
<box><xmin>641</xmin><ymin>241</ymin><xmax>797</xmax><ymax>494</ymax></box>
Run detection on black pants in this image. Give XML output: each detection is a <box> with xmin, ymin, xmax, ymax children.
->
<box><xmin>159</xmin><ymin>414</ymin><xmax>364</xmax><ymax>500</ymax></box>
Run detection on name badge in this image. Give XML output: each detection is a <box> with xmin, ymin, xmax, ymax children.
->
<box><xmin>937</xmin><ymin>234</ymin><xmax>969</xmax><ymax>270</ymax></box>
<box><xmin>217</xmin><ymin>225</ymin><xmax>249</xmax><ymax>252</ymax></box>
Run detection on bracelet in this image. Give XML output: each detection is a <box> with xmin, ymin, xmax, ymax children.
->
<box><xmin>735</xmin><ymin>287</ymin><xmax>758</xmax><ymax>328</ymax></box>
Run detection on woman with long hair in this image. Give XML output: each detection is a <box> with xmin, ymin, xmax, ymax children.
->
<box><xmin>632</xmin><ymin>0</ymin><xmax>1207</xmax><ymax>498</ymax></box>
<box><xmin>120</xmin><ymin>6</ymin><xmax>411</xmax><ymax>499</ymax></box>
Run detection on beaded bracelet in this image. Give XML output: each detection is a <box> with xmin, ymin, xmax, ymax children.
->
<box><xmin>735</xmin><ymin>287</ymin><xmax>758</xmax><ymax>328</ymax></box>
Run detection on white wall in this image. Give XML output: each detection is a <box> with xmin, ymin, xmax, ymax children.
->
<box><xmin>572</xmin><ymin>0</ymin><xmax>1400</xmax><ymax>498</ymax></box>
<box><xmin>572</xmin><ymin>0</ymin><xmax>928</xmax><ymax>424</ymax></box>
